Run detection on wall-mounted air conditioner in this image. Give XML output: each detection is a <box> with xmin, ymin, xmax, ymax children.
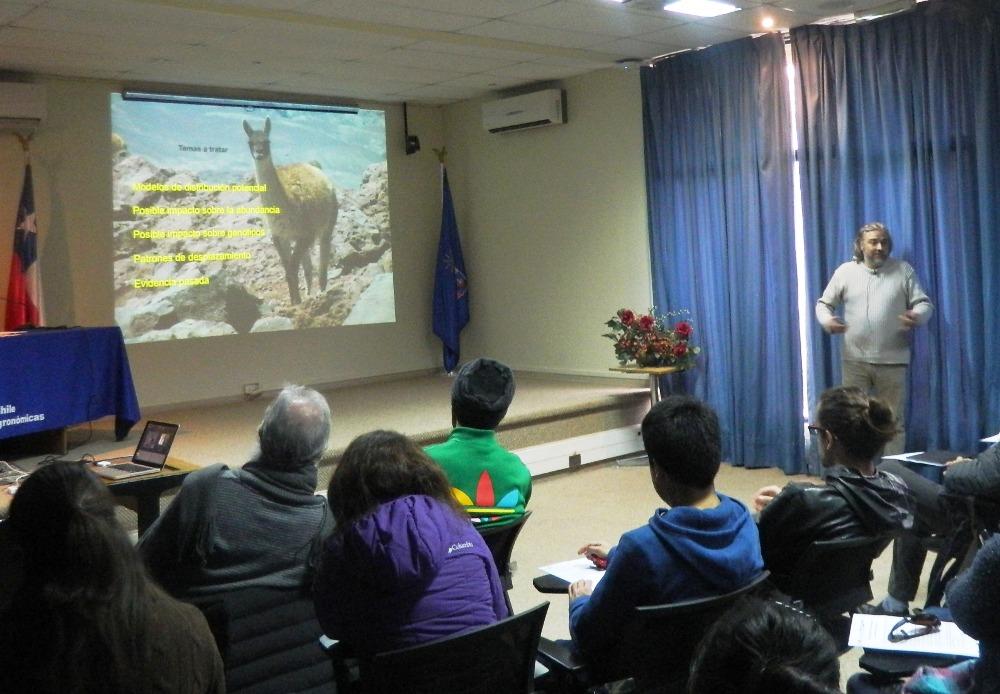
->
<box><xmin>0</xmin><ymin>83</ymin><xmax>46</xmax><ymax>133</ymax></box>
<box><xmin>481</xmin><ymin>89</ymin><xmax>566</xmax><ymax>134</ymax></box>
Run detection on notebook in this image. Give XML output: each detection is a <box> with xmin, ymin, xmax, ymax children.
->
<box><xmin>91</xmin><ymin>420</ymin><xmax>178</xmax><ymax>480</ymax></box>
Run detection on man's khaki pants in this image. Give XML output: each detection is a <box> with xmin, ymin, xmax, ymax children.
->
<box><xmin>841</xmin><ymin>360</ymin><xmax>908</xmax><ymax>455</ymax></box>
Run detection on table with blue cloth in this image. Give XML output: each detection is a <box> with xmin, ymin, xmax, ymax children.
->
<box><xmin>0</xmin><ymin>327</ymin><xmax>141</xmax><ymax>444</ymax></box>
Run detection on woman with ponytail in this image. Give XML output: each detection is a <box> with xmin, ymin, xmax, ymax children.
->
<box><xmin>751</xmin><ymin>386</ymin><xmax>914</xmax><ymax>582</ymax></box>
<box><xmin>689</xmin><ymin>596</ymin><xmax>842</xmax><ymax>694</ymax></box>
<box><xmin>0</xmin><ymin>462</ymin><xmax>224</xmax><ymax>694</ymax></box>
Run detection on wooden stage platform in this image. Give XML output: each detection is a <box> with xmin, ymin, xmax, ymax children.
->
<box><xmin>7</xmin><ymin>371</ymin><xmax>650</xmax><ymax>529</ymax></box>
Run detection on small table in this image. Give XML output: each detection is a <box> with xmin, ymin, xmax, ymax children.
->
<box><xmin>1</xmin><ymin>458</ymin><xmax>195</xmax><ymax>532</ymax></box>
<box><xmin>610</xmin><ymin>365</ymin><xmax>685</xmax><ymax>406</ymax></box>
<box><xmin>99</xmin><ymin>458</ymin><xmax>197</xmax><ymax>534</ymax></box>
<box><xmin>533</xmin><ymin>573</ymin><xmax>571</xmax><ymax>593</ymax></box>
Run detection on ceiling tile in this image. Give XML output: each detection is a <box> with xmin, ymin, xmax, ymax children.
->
<box><xmin>458</xmin><ymin>19</ymin><xmax>614</xmax><ymax>50</ymax></box>
<box><xmin>483</xmin><ymin>61</ymin><xmax>590</xmax><ymax>80</ymax></box>
<box><xmin>298</xmin><ymin>0</ymin><xmax>488</xmax><ymax>32</ymax></box>
<box><xmin>636</xmin><ymin>21</ymin><xmax>747</xmax><ymax>48</ymax></box>
<box><xmin>404</xmin><ymin>39</ymin><xmax>551</xmax><ymax>62</ymax></box>
<box><xmin>0</xmin><ymin>3</ymin><xmax>34</xmax><ymax>24</ymax></box>
<box><xmin>505</xmin><ymin>1</ymin><xmax>686</xmax><ymax>37</ymax></box>
<box><xmin>697</xmin><ymin>5</ymin><xmax>822</xmax><ymax>32</ymax></box>
<box><xmin>369</xmin><ymin>47</ymin><xmax>520</xmax><ymax>72</ymax></box>
<box><xmin>591</xmin><ymin>36</ymin><xmax>686</xmax><ymax>60</ymax></box>
<box><xmin>381</xmin><ymin>0</ymin><xmax>554</xmax><ymax>19</ymax></box>
<box><xmin>436</xmin><ymin>73</ymin><xmax>527</xmax><ymax>90</ymax></box>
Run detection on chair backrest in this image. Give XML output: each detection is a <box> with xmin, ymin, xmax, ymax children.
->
<box><xmin>360</xmin><ymin>601</ymin><xmax>549</xmax><ymax>694</ymax></box>
<box><xmin>777</xmin><ymin>535</ymin><xmax>892</xmax><ymax>618</ymax></box>
<box><xmin>615</xmin><ymin>571</ymin><xmax>771</xmax><ymax>692</ymax></box>
<box><xmin>192</xmin><ymin>587</ymin><xmax>335</xmax><ymax>694</ymax></box>
<box><xmin>477</xmin><ymin>510</ymin><xmax>532</xmax><ymax>611</ymax></box>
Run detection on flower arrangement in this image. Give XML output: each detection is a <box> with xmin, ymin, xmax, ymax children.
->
<box><xmin>604</xmin><ymin>308</ymin><xmax>700</xmax><ymax>369</ymax></box>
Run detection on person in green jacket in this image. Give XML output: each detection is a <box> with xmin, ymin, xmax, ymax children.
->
<box><xmin>425</xmin><ymin>358</ymin><xmax>531</xmax><ymax>528</ymax></box>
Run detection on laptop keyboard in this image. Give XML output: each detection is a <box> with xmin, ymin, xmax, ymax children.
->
<box><xmin>113</xmin><ymin>463</ymin><xmax>152</xmax><ymax>473</ymax></box>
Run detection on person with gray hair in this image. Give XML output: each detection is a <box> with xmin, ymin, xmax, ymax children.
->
<box><xmin>139</xmin><ymin>385</ymin><xmax>334</xmax><ymax>599</ymax></box>
<box><xmin>815</xmin><ymin>221</ymin><xmax>933</xmax><ymax>454</ymax></box>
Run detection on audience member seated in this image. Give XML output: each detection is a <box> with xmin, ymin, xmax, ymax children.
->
<box><xmin>139</xmin><ymin>385</ymin><xmax>334</xmax><ymax>599</ymax></box>
<box><xmin>848</xmin><ymin>532</ymin><xmax>1000</xmax><ymax>694</ymax></box>
<box><xmin>0</xmin><ymin>462</ymin><xmax>224</xmax><ymax>694</ymax></box>
<box><xmin>567</xmin><ymin>395</ymin><xmax>765</xmax><ymax>672</ymax></box>
<box><xmin>425</xmin><ymin>357</ymin><xmax>531</xmax><ymax>527</ymax></box>
<box><xmin>871</xmin><ymin>443</ymin><xmax>1000</xmax><ymax>616</ymax></box>
<box><xmin>313</xmin><ymin>429</ymin><xmax>508</xmax><ymax>656</ymax></box>
<box><xmin>688</xmin><ymin>596</ymin><xmax>842</xmax><ymax>694</ymax></box>
<box><xmin>754</xmin><ymin>386</ymin><xmax>914</xmax><ymax>585</ymax></box>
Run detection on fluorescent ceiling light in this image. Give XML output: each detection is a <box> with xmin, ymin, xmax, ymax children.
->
<box><xmin>663</xmin><ymin>0</ymin><xmax>739</xmax><ymax>17</ymax></box>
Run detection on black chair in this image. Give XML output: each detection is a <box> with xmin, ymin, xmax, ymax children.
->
<box><xmin>768</xmin><ymin>535</ymin><xmax>892</xmax><ymax>651</ymax></box>
<box><xmin>771</xmin><ymin>535</ymin><xmax>892</xmax><ymax>620</ymax></box>
<box><xmin>191</xmin><ymin>586</ymin><xmax>335</xmax><ymax>694</ymax></box>
<box><xmin>477</xmin><ymin>510</ymin><xmax>532</xmax><ymax>613</ymax></box>
<box><xmin>332</xmin><ymin>601</ymin><xmax>549</xmax><ymax>694</ymax></box>
<box><xmin>536</xmin><ymin>571</ymin><xmax>771</xmax><ymax>694</ymax></box>
<box><xmin>923</xmin><ymin>493</ymin><xmax>1000</xmax><ymax>607</ymax></box>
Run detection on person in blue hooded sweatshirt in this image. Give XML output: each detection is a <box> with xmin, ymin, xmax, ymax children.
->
<box><xmin>569</xmin><ymin>396</ymin><xmax>765</xmax><ymax>675</ymax></box>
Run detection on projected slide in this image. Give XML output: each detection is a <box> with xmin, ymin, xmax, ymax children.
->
<box><xmin>111</xmin><ymin>93</ymin><xmax>394</xmax><ymax>343</ymax></box>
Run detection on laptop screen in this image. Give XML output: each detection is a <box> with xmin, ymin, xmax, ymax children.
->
<box><xmin>132</xmin><ymin>421</ymin><xmax>178</xmax><ymax>467</ymax></box>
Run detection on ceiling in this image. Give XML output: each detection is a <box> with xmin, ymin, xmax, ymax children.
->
<box><xmin>0</xmin><ymin>0</ymin><xmax>912</xmax><ymax>105</ymax></box>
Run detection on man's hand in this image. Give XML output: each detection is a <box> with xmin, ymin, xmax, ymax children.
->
<box><xmin>577</xmin><ymin>542</ymin><xmax>612</xmax><ymax>559</ymax></box>
<box><xmin>899</xmin><ymin>310</ymin><xmax>919</xmax><ymax>329</ymax></box>
<box><xmin>569</xmin><ymin>579</ymin><xmax>594</xmax><ymax>601</ymax></box>
<box><xmin>827</xmin><ymin>318</ymin><xmax>848</xmax><ymax>334</ymax></box>
<box><xmin>945</xmin><ymin>456</ymin><xmax>974</xmax><ymax>468</ymax></box>
<box><xmin>752</xmin><ymin>485</ymin><xmax>783</xmax><ymax>513</ymax></box>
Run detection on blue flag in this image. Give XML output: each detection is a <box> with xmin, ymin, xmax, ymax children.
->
<box><xmin>432</xmin><ymin>167</ymin><xmax>469</xmax><ymax>373</ymax></box>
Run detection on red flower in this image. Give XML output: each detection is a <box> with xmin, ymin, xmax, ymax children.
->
<box><xmin>673</xmin><ymin>342</ymin><xmax>688</xmax><ymax>357</ymax></box>
<box><xmin>638</xmin><ymin>315</ymin><xmax>655</xmax><ymax>332</ymax></box>
<box><xmin>674</xmin><ymin>321</ymin><xmax>693</xmax><ymax>339</ymax></box>
<box><xmin>617</xmin><ymin>308</ymin><xmax>636</xmax><ymax>325</ymax></box>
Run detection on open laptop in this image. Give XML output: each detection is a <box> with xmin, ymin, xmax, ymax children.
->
<box><xmin>91</xmin><ymin>420</ymin><xmax>179</xmax><ymax>480</ymax></box>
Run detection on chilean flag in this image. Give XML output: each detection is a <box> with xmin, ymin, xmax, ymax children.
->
<box><xmin>5</xmin><ymin>163</ymin><xmax>43</xmax><ymax>330</ymax></box>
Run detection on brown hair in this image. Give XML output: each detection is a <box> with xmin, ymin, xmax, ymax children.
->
<box><xmin>816</xmin><ymin>386</ymin><xmax>898</xmax><ymax>461</ymax></box>
<box><xmin>328</xmin><ymin>430</ymin><xmax>465</xmax><ymax>531</ymax></box>
<box><xmin>2</xmin><ymin>462</ymin><xmax>164</xmax><ymax>693</ymax></box>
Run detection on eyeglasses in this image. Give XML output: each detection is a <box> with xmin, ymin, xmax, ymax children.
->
<box><xmin>888</xmin><ymin>612</ymin><xmax>941</xmax><ymax>643</ymax></box>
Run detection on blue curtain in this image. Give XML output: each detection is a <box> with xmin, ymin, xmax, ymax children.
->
<box><xmin>792</xmin><ymin>1</ymin><xmax>1000</xmax><ymax>451</ymax></box>
<box><xmin>641</xmin><ymin>35</ymin><xmax>804</xmax><ymax>472</ymax></box>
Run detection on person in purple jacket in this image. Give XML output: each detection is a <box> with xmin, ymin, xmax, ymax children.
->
<box><xmin>313</xmin><ymin>429</ymin><xmax>509</xmax><ymax>656</ymax></box>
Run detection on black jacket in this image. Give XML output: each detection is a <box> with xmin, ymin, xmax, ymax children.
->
<box><xmin>944</xmin><ymin>444</ymin><xmax>1000</xmax><ymax>499</ymax></box>
<box><xmin>756</xmin><ymin>467</ymin><xmax>914</xmax><ymax>580</ymax></box>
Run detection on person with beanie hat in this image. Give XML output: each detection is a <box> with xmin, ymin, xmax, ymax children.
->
<box><xmin>425</xmin><ymin>358</ymin><xmax>531</xmax><ymax>528</ymax></box>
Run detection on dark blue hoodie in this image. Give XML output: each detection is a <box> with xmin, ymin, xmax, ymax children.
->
<box><xmin>569</xmin><ymin>493</ymin><xmax>764</xmax><ymax>663</ymax></box>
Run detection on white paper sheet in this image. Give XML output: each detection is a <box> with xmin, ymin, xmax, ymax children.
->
<box><xmin>882</xmin><ymin>451</ymin><xmax>928</xmax><ymax>462</ymax></box>
<box><xmin>982</xmin><ymin>431</ymin><xmax>1000</xmax><ymax>444</ymax></box>
<box><xmin>848</xmin><ymin>614</ymin><xmax>979</xmax><ymax>658</ymax></box>
<box><xmin>538</xmin><ymin>557</ymin><xmax>608</xmax><ymax>586</ymax></box>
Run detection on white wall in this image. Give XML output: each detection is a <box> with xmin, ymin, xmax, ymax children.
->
<box><xmin>442</xmin><ymin>68</ymin><xmax>653</xmax><ymax>378</ymax></box>
<box><xmin>0</xmin><ymin>77</ymin><xmax>448</xmax><ymax>407</ymax></box>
